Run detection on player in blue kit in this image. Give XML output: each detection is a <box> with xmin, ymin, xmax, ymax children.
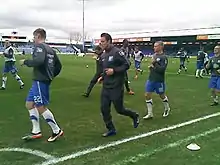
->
<box><xmin>177</xmin><ymin>47</ymin><xmax>188</xmax><ymax>74</ymax></box>
<box><xmin>206</xmin><ymin>45</ymin><xmax>220</xmax><ymax>106</ymax></box>
<box><xmin>1</xmin><ymin>40</ymin><xmax>24</xmax><ymax>90</ymax></box>
<box><xmin>143</xmin><ymin>41</ymin><xmax>171</xmax><ymax>119</ymax></box>
<box><xmin>20</xmin><ymin>28</ymin><xmax>63</xmax><ymax>142</ymax></box>
<box><xmin>196</xmin><ymin>48</ymin><xmax>207</xmax><ymax>78</ymax></box>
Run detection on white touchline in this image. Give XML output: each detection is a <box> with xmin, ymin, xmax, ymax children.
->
<box><xmin>114</xmin><ymin>126</ymin><xmax>220</xmax><ymax>165</ymax></box>
<box><xmin>38</xmin><ymin>112</ymin><xmax>220</xmax><ymax>165</ymax></box>
<box><xmin>0</xmin><ymin>148</ymin><xmax>56</xmax><ymax>160</ymax></box>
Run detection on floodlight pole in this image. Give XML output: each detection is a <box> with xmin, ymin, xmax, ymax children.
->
<box><xmin>82</xmin><ymin>0</ymin><xmax>85</xmax><ymax>53</ymax></box>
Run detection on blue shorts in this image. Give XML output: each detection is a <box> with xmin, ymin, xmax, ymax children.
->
<box><xmin>26</xmin><ymin>81</ymin><xmax>50</xmax><ymax>107</ymax></box>
<box><xmin>3</xmin><ymin>61</ymin><xmax>17</xmax><ymax>74</ymax></box>
<box><xmin>145</xmin><ymin>80</ymin><xmax>166</xmax><ymax>94</ymax></box>
<box><xmin>196</xmin><ymin>61</ymin><xmax>204</xmax><ymax>69</ymax></box>
<box><xmin>209</xmin><ymin>76</ymin><xmax>220</xmax><ymax>90</ymax></box>
<box><xmin>135</xmin><ymin>60</ymin><xmax>141</xmax><ymax>69</ymax></box>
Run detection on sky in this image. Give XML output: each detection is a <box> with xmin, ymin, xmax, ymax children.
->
<box><xmin>0</xmin><ymin>0</ymin><xmax>220</xmax><ymax>40</ymax></box>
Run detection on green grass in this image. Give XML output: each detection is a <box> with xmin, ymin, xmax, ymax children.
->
<box><xmin>0</xmin><ymin>55</ymin><xmax>220</xmax><ymax>165</ymax></box>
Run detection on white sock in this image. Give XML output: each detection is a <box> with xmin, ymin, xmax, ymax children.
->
<box><xmin>42</xmin><ymin>109</ymin><xmax>60</xmax><ymax>134</ymax></box>
<box><xmin>200</xmin><ymin>69</ymin><xmax>204</xmax><ymax>77</ymax></box>
<box><xmin>162</xmin><ymin>96</ymin><xmax>170</xmax><ymax>110</ymax></box>
<box><xmin>146</xmin><ymin>99</ymin><xmax>153</xmax><ymax>115</ymax></box>
<box><xmin>214</xmin><ymin>96</ymin><xmax>218</xmax><ymax>103</ymax></box>
<box><xmin>29</xmin><ymin>108</ymin><xmax>41</xmax><ymax>134</ymax></box>
<box><xmin>2</xmin><ymin>76</ymin><xmax>7</xmax><ymax>88</ymax></box>
<box><xmin>14</xmin><ymin>74</ymin><xmax>24</xmax><ymax>85</ymax></box>
<box><xmin>196</xmin><ymin>69</ymin><xmax>200</xmax><ymax>77</ymax></box>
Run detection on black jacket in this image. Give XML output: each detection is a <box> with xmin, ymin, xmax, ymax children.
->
<box><xmin>99</xmin><ymin>45</ymin><xmax>130</xmax><ymax>89</ymax></box>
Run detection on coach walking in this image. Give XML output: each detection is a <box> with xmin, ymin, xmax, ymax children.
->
<box><xmin>97</xmin><ymin>33</ymin><xmax>139</xmax><ymax>137</ymax></box>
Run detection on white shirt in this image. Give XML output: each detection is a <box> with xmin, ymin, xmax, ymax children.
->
<box><xmin>134</xmin><ymin>51</ymin><xmax>143</xmax><ymax>62</ymax></box>
<box><xmin>4</xmin><ymin>46</ymin><xmax>16</xmax><ymax>62</ymax></box>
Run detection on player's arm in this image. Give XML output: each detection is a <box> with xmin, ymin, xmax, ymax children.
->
<box><xmin>96</xmin><ymin>56</ymin><xmax>105</xmax><ymax>82</ymax></box>
<box><xmin>3</xmin><ymin>48</ymin><xmax>13</xmax><ymax>58</ymax></box>
<box><xmin>24</xmin><ymin>46</ymin><xmax>45</xmax><ymax>67</ymax></box>
<box><xmin>54</xmin><ymin>52</ymin><xmax>62</xmax><ymax>77</ymax></box>
<box><xmin>113</xmin><ymin>51</ymin><xmax>130</xmax><ymax>73</ymax></box>
<box><xmin>153</xmin><ymin>57</ymin><xmax>168</xmax><ymax>73</ymax></box>
<box><xmin>140</xmin><ymin>52</ymin><xmax>144</xmax><ymax>61</ymax></box>
<box><xmin>206</xmin><ymin>58</ymin><xmax>212</xmax><ymax>70</ymax></box>
<box><xmin>204</xmin><ymin>53</ymin><xmax>209</xmax><ymax>63</ymax></box>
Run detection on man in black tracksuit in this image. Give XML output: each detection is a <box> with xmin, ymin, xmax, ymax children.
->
<box><xmin>82</xmin><ymin>45</ymin><xmax>103</xmax><ymax>97</ymax></box>
<box><xmin>121</xmin><ymin>39</ymin><xmax>135</xmax><ymax>95</ymax></box>
<box><xmin>98</xmin><ymin>33</ymin><xmax>139</xmax><ymax>137</ymax></box>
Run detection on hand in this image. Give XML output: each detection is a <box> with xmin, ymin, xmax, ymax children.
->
<box><xmin>148</xmin><ymin>64</ymin><xmax>154</xmax><ymax>69</ymax></box>
<box><xmin>105</xmin><ymin>68</ymin><xmax>114</xmax><ymax>76</ymax></box>
<box><xmin>97</xmin><ymin>77</ymin><xmax>103</xmax><ymax>83</ymax></box>
<box><xmin>19</xmin><ymin>59</ymin><xmax>25</xmax><ymax>66</ymax></box>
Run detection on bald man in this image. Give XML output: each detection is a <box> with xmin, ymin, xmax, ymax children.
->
<box><xmin>143</xmin><ymin>41</ymin><xmax>171</xmax><ymax>120</ymax></box>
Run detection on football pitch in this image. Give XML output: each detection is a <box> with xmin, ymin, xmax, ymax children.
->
<box><xmin>0</xmin><ymin>55</ymin><xmax>220</xmax><ymax>165</ymax></box>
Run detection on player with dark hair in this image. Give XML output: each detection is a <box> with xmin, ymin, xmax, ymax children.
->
<box><xmin>196</xmin><ymin>47</ymin><xmax>208</xmax><ymax>78</ymax></box>
<box><xmin>134</xmin><ymin>46</ymin><xmax>144</xmax><ymax>79</ymax></box>
<box><xmin>97</xmin><ymin>33</ymin><xmax>139</xmax><ymax>137</ymax></box>
<box><xmin>82</xmin><ymin>45</ymin><xmax>103</xmax><ymax>97</ymax></box>
<box><xmin>121</xmin><ymin>39</ymin><xmax>134</xmax><ymax>95</ymax></box>
<box><xmin>177</xmin><ymin>47</ymin><xmax>188</xmax><ymax>74</ymax></box>
<box><xmin>20</xmin><ymin>28</ymin><xmax>63</xmax><ymax>142</ymax></box>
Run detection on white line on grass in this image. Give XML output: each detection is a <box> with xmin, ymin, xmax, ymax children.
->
<box><xmin>38</xmin><ymin>112</ymin><xmax>220</xmax><ymax>165</ymax></box>
<box><xmin>0</xmin><ymin>148</ymin><xmax>56</xmax><ymax>160</ymax></box>
<box><xmin>113</xmin><ymin>126</ymin><xmax>220</xmax><ymax>165</ymax></box>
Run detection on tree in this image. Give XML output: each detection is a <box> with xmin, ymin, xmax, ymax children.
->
<box><xmin>69</xmin><ymin>31</ymin><xmax>91</xmax><ymax>43</ymax></box>
<box><xmin>69</xmin><ymin>32</ymin><xmax>82</xmax><ymax>43</ymax></box>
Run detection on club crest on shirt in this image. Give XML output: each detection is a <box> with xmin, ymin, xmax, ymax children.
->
<box><xmin>36</xmin><ymin>47</ymin><xmax>43</xmax><ymax>53</ymax></box>
<box><xmin>108</xmin><ymin>56</ymin><xmax>113</xmax><ymax>61</ymax></box>
<box><xmin>119</xmin><ymin>51</ymin><xmax>125</xmax><ymax>56</ymax></box>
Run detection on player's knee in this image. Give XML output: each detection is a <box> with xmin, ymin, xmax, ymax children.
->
<box><xmin>113</xmin><ymin>101</ymin><xmax>124</xmax><ymax>114</ymax></box>
<box><xmin>25</xmin><ymin>101</ymin><xmax>35</xmax><ymax>110</ymax></box>
<box><xmin>159</xmin><ymin>93</ymin><xmax>166</xmax><ymax>99</ymax></box>
<box><xmin>115</xmin><ymin>106</ymin><xmax>125</xmax><ymax>115</ymax></box>
<box><xmin>145</xmin><ymin>92</ymin><xmax>152</xmax><ymax>100</ymax></box>
<box><xmin>11</xmin><ymin>72</ymin><xmax>16</xmax><ymax>77</ymax></box>
<box><xmin>35</xmin><ymin>106</ymin><xmax>47</xmax><ymax>114</ymax></box>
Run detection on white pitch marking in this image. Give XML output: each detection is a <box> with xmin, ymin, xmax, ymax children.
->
<box><xmin>39</xmin><ymin>112</ymin><xmax>220</xmax><ymax>165</ymax></box>
<box><xmin>114</xmin><ymin>126</ymin><xmax>220</xmax><ymax>165</ymax></box>
<box><xmin>0</xmin><ymin>148</ymin><xmax>56</xmax><ymax>160</ymax></box>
